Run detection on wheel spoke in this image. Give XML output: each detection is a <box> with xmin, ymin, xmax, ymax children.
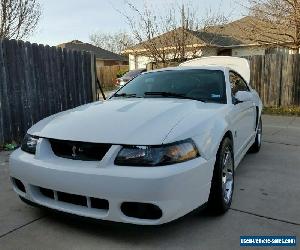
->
<box><xmin>223</xmin><ymin>152</ymin><xmax>229</xmax><ymax>166</ymax></box>
<box><xmin>257</xmin><ymin>120</ymin><xmax>262</xmax><ymax>146</ymax></box>
<box><xmin>222</xmin><ymin>148</ymin><xmax>234</xmax><ymax>204</ymax></box>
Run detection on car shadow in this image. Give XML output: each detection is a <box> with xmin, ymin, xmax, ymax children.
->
<box><xmin>43</xmin><ymin>205</ymin><xmax>221</xmax><ymax>243</ymax></box>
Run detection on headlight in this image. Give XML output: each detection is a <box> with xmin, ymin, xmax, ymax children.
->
<box><xmin>21</xmin><ymin>134</ymin><xmax>39</xmax><ymax>154</ymax></box>
<box><xmin>114</xmin><ymin>139</ymin><xmax>199</xmax><ymax>166</ymax></box>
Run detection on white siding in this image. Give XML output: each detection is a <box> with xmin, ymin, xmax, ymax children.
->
<box><xmin>129</xmin><ymin>54</ymin><xmax>152</xmax><ymax>70</ymax></box>
<box><xmin>128</xmin><ymin>54</ymin><xmax>136</xmax><ymax>70</ymax></box>
<box><xmin>232</xmin><ymin>47</ymin><xmax>265</xmax><ymax>57</ymax></box>
<box><xmin>180</xmin><ymin>48</ymin><xmax>218</xmax><ymax>58</ymax></box>
<box><xmin>128</xmin><ymin>48</ymin><xmax>219</xmax><ymax>70</ymax></box>
<box><xmin>137</xmin><ymin>56</ymin><xmax>152</xmax><ymax>69</ymax></box>
<box><xmin>201</xmin><ymin>48</ymin><xmax>218</xmax><ymax>56</ymax></box>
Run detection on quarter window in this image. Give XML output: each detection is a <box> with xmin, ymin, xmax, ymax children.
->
<box><xmin>229</xmin><ymin>71</ymin><xmax>249</xmax><ymax>96</ymax></box>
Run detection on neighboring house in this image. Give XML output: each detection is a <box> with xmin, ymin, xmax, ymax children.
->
<box><xmin>122</xmin><ymin>17</ymin><xmax>290</xmax><ymax>70</ymax></box>
<box><xmin>58</xmin><ymin>40</ymin><xmax>128</xmax><ymax>67</ymax></box>
<box><xmin>204</xmin><ymin>16</ymin><xmax>291</xmax><ymax>56</ymax></box>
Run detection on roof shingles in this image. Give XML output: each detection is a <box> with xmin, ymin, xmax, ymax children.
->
<box><xmin>126</xmin><ymin>27</ymin><xmax>244</xmax><ymax>52</ymax></box>
<box><xmin>192</xmin><ymin>31</ymin><xmax>244</xmax><ymax>46</ymax></box>
<box><xmin>58</xmin><ymin>40</ymin><xmax>128</xmax><ymax>62</ymax></box>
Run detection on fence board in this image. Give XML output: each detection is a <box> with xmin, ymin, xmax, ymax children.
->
<box><xmin>0</xmin><ymin>38</ymin><xmax>94</xmax><ymax>144</ymax></box>
<box><xmin>294</xmin><ymin>55</ymin><xmax>300</xmax><ymax>105</ymax></box>
<box><xmin>96</xmin><ymin>65</ymin><xmax>129</xmax><ymax>88</ymax></box>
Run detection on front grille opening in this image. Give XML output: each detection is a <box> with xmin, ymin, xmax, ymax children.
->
<box><xmin>90</xmin><ymin>197</ymin><xmax>109</xmax><ymax>210</ymax></box>
<box><xmin>57</xmin><ymin>191</ymin><xmax>87</xmax><ymax>206</ymax></box>
<box><xmin>37</xmin><ymin>186</ymin><xmax>109</xmax><ymax>211</ymax></box>
<box><xmin>40</xmin><ymin>187</ymin><xmax>54</xmax><ymax>199</ymax></box>
<box><xmin>121</xmin><ymin>202</ymin><xmax>162</xmax><ymax>220</ymax></box>
<box><xmin>13</xmin><ymin>178</ymin><xmax>26</xmax><ymax>193</ymax></box>
<box><xmin>49</xmin><ymin>139</ymin><xmax>111</xmax><ymax>161</ymax></box>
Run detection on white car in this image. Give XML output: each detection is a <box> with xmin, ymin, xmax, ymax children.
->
<box><xmin>10</xmin><ymin>56</ymin><xmax>262</xmax><ymax>225</ymax></box>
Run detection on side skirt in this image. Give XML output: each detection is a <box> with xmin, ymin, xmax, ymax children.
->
<box><xmin>234</xmin><ymin>135</ymin><xmax>256</xmax><ymax>169</ymax></box>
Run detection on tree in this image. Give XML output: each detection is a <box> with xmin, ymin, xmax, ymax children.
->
<box><xmin>89</xmin><ymin>31</ymin><xmax>135</xmax><ymax>54</ymax></box>
<box><xmin>0</xmin><ymin>0</ymin><xmax>41</xmax><ymax>39</ymax></box>
<box><xmin>241</xmin><ymin>0</ymin><xmax>300</xmax><ymax>51</ymax></box>
<box><xmin>119</xmin><ymin>1</ymin><xmax>231</xmax><ymax>65</ymax></box>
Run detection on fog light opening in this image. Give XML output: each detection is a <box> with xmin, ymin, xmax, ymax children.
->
<box><xmin>13</xmin><ymin>178</ymin><xmax>26</xmax><ymax>193</ymax></box>
<box><xmin>121</xmin><ymin>202</ymin><xmax>162</xmax><ymax>220</ymax></box>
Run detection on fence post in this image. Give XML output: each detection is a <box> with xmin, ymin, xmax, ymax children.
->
<box><xmin>90</xmin><ymin>53</ymin><xmax>97</xmax><ymax>101</ymax></box>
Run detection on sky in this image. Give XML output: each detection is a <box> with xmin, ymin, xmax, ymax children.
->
<box><xmin>28</xmin><ymin>0</ymin><xmax>247</xmax><ymax>46</ymax></box>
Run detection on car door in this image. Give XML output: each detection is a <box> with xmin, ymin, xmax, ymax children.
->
<box><xmin>229</xmin><ymin>71</ymin><xmax>256</xmax><ymax>158</ymax></box>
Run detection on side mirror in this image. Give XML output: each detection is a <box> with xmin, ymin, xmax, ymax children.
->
<box><xmin>234</xmin><ymin>91</ymin><xmax>252</xmax><ymax>104</ymax></box>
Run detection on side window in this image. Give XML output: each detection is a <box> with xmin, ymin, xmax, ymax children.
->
<box><xmin>229</xmin><ymin>72</ymin><xmax>249</xmax><ymax>96</ymax></box>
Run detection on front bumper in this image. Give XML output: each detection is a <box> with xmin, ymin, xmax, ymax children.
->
<box><xmin>9</xmin><ymin>141</ymin><xmax>214</xmax><ymax>225</ymax></box>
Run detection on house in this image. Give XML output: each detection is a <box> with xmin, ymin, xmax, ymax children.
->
<box><xmin>122</xmin><ymin>17</ymin><xmax>290</xmax><ymax>70</ymax></box>
<box><xmin>204</xmin><ymin>16</ymin><xmax>291</xmax><ymax>56</ymax></box>
<box><xmin>57</xmin><ymin>40</ymin><xmax>128</xmax><ymax>67</ymax></box>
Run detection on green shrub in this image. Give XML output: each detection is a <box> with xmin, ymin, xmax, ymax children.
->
<box><xmin>263</xmin><ymin>106</ymin><xmax>300</xmax><ymax>116</ymax></box>
<box><xmin>116</xmin><ymin>70</ymin><xmax>128</xmax><ymax>78</ymax></box>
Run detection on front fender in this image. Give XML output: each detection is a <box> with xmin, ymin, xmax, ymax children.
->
<box><xmin>251</xmin><ymin>89</ymin><xmax>263</xmax><ymax>116</ymax></box>
<box><xmin>163</xmin><ymin>108</ymin><xmax>231</xmax><ymax>161</ymax></box>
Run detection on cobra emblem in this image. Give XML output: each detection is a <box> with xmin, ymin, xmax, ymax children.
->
<box><xmin>72</xmin><ymin>145</ymin><xmax>77</xmax><ymax>158</ymax></box>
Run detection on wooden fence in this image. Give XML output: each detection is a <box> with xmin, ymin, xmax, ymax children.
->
<box><xmin>96</xmin><ymin>65</ymin><xmax>129</xmax><ymax>88</ymax></box>
<box><xmin>248</xmin><ymin>54</ymin><xmax>300</xmax><ymax>107</ymax></box>
<box><xmin>0</xmin><ymin>39</ymin><xmax>95</xmax><ymax>144</ymax></box>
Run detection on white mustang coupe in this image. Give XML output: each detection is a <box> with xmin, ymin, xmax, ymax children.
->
<box><xmin>10</xmin><ymin>56</ymin><xmax>262</xmax><ymax>225</ymax></box>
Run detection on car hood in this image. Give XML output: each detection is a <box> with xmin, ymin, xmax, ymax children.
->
<box><xmin>29</xmin><ymin>98</ymin><xmax>225</xmax><ymax>145</ymax></box>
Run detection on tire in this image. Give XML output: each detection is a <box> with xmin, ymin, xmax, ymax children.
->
<box><xmin>249</xmin><ymin>117</ymin><xmax>262</xmax><ymax>153</ymax></box>
<box><xmin>207</xmin><ymin>137</ymin><xmax>234</xmax><ymax>214</ymax></box>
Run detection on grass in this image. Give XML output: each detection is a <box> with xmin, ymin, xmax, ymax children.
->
<box><xmin>263</xmin><ymin>106</ymin><xmax>300</xmax><ymax>116</ymax></box>
<box><xmin>0</xmin><ymin>142</ymin><xmax>18</xmax><ymax>151</ymax></box>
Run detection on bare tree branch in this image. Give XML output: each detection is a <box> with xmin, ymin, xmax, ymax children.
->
<box><xmin>240</xmin><ymin>0</ymin><xmax>300</xmax><ymax>51</ymax></box>
<box><xmin>118</xmin><ymin>1</ymin><xmax>230</xmax><ymax>65</ymax></box>
<box><xmin>0</xmin><ymin>0</ymin><xmax>41</xmax><ymax>39</ymax></box>
<box><xmin>89</xmin><ymin>31</ymin><xmax>135</xmax><ymax>54</ymax></box>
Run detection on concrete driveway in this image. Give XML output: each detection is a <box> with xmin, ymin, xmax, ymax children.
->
<box><xmin>0</xmin><ymin>115</ymin><xmax>299</xmax><ymax>250</ymax></box>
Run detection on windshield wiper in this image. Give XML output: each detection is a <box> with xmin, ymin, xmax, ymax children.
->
<box><xmin>144</xmin><ymin>92</ymin><xmax>206</xmax><ymax>102</ymax></box>
<box><xmin>113</xmin><ymin>93</ymin><xmax>137</xmax><ymax>98</ymax></box>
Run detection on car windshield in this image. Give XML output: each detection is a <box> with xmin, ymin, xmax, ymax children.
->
<box><xmin>113</xmin><ymin>69</ymin><xmax>227</xmax><ymax>103</ymax></box>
